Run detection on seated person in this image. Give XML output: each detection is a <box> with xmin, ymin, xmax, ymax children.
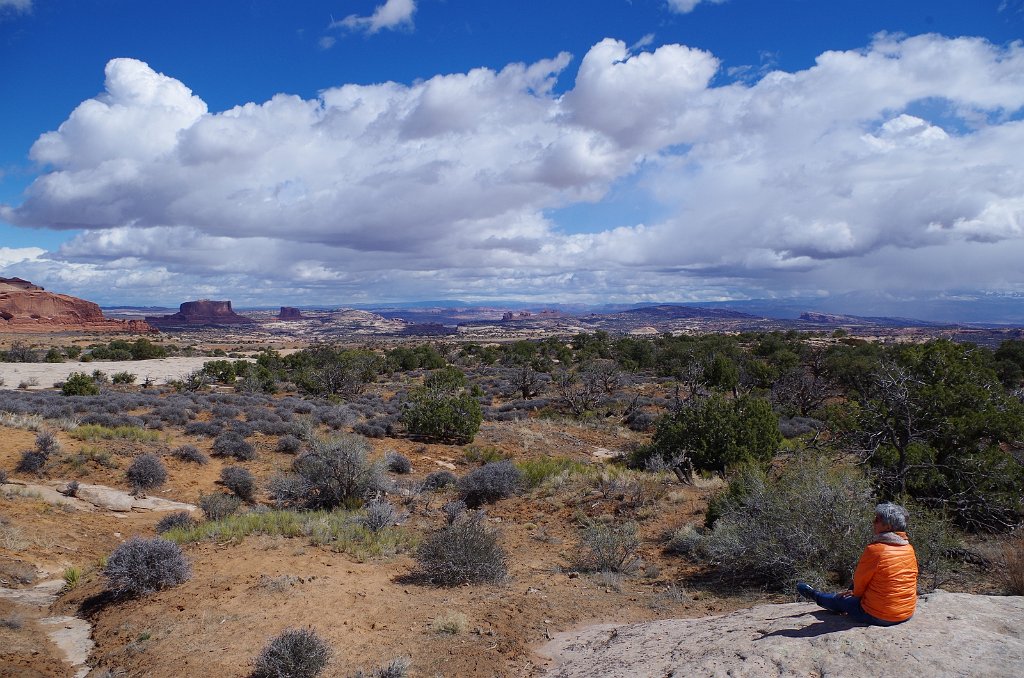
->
<box><xmin>797</xmin><ymin>502</ymin><xmax>918</xmax><ymax>626</ymax></box>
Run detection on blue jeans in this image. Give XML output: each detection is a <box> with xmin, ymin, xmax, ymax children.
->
<box><xmin>812</xmin><ymin>591</ymin><xmax>906</xmax><ymax>627</ymax></box>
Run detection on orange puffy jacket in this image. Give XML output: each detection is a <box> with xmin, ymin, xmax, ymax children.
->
<box><xmin>852</xmin><ymin>532</ymin><xmax>918</xmax><ymax>622</ymax></box>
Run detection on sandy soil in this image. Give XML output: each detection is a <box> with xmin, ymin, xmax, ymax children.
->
<box><xmin>0</xmin><ymin>408</ymin><xmax>758</xmax><ymax>677</ymax></box>
<box><xmin>0</xmin><ymin>357</ymin><xmax>235</xmax><ymax>391</ymax></box>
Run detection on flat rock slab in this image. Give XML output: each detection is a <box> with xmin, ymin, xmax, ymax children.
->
<box><xmin>0</xmin><ymin>578</ymin><xmax>65</xmax><ymax>607</ymax></box>
<box><xmin>39</xmin><ymin>615</ymin><xmax>94</xmax><ymax>678</ymax></box>
<box><xmin>541</xmin><ymin>590</ymin><xmax>1024</xmax><ymax>678</ymax></box>
<box><xmin>12</xmin><ymin>481</ymin><xmax>197</xmax><ymax>513</ymax></box>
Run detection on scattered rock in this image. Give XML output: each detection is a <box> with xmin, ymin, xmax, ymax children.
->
<box><xmin>541</xmin><ymin>590</ymin><xmax>1024</xmax><ymax>678</ymax></box>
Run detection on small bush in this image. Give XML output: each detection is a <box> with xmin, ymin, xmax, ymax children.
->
<box><xmin>252</xmin><ymin>627</ymin><xmax>332</xmax><ymax>678</ymax></box>
<box><xmin>170</xmin><ymin>445</ymin><xmax>208</xmax><ymax>465</ymax></box>
<box><xmin>276</xmin><ymin>434</ymin><xmax>302</xmax><ymax>454</ymax></box>
<box><xmin>16</xmin><ymin>450</ymin><xmax>47</xmax><ymax>475</ymax></box>
<box><xmin>267</xmin><ymin>473</ymin><xmax>309</xmax><ymax>508</ymax></box>
<box><xmin>458</xmin><ymin>460</ymin><xmax>522</xmax><ymax>508</ymax></box>
<box><xmin>35</xmin><ymin>430</ymin><xmax>61</xmax><ymax>455</ymax></box>
<box><xmin>103</xmin><ymin>536</ymin><xmax>191</xmax><ymax>597</ymax></box>
<box><xmin>441</xmin><ymin>500</ymin><xmax>466</xmax><ymax>525</ymax></box>
<box><xmin>516</xmin><ymin>457</ymin><xmax>588</xmax><ymax>489</ymax></box>
<box><xmin>125</xmin><ymin>454</ymin><xmax>167</xmax><ymax>493</ymax></box>
<box><xmin>111</xmin><ymin>371</ymin><xmax>137</xmax><ymax>385</ymax></box>
<box><xmin>665</xmin><ymin>525</ymin><xmax>703</xmax><ymax>557</ymax></box>
<box><xmin>430</xmin><ymin>611</ymin><xmax>468</xmax><ymax>635</ymax></box>
<box><xmin>385</xmin><ymin>451</ymin><xmax>412</xmax><ymax>474</ymax></box>
<box><xmin>220</xmin><ymin>466</ymin><xmax>257</xmax><ymax>502</ymax></box>
<box><xmin>422</xmin><ymin>470</ymin><xmax>457</xmax><ymax>492</ymax></box>
<box><xmin>211</xmin><ymin>431</ymin><xmax>256</xmax><ymax>461</ymax></box>
<box><xmin>699</xmin><ymin>455</ymin><xmax>872</xmax><ymax>588</ymax></box>
<box><xmin>199</xmin><ymin>492</ymin><xmax>241</xmax><ymax>520</ymax></box>
<box><xmin>999</xmin><ymin>532</ymin><xmax>1024</xmax><ymax>595</ymax></box>
<box><xmin>156</xmin><ymin>511</ymin><xmax>197</xmax><ymax>534</ymax></box>
<box><xmin>362</xmin><ymin>500</ymin><xmax>398</xmax><ymax>533</ymax></box>
<box><xmin>62</xmin><ymin>372</ymin><xmax>99</xmax><ymax>396</ymax></box>
<box><xmin>361</xmin><ymin>657</ymin><xmax>410</xmax><ymax>678</ymax></box>
<box><xmin>291</xmin><ymin>434</ymin><xmax>384</xmax><ymax>510</ymax></box>
<box><xmin>572</xmin><ymin>521</ymin><xmax>641</xmax><ymax>573</ymax></box>
<box><xmin>415</xmin><ymin>511</ymin><xmax>507</xmax><ymax>586</ymax></box>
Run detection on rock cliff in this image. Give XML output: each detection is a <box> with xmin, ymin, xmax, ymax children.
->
<box><xmin>146</xmin><ymin>300</ymin><xmax>255</xmax><ymax>327</ymax></box>
<box><xmin>277</xmin><ymin>306</ymin><xmax>304</xmax><ymax>320</ymax></box>
<box><xmin>0</xmin><ymin>278</ymin><xmax>155</xmax><ymax>334</ymax></box>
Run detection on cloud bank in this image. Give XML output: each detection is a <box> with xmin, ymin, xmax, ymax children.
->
<box><xmin>3</xmin><ymin>34</ymin><xmax>1024</xmax><ymax>305</ymax></box>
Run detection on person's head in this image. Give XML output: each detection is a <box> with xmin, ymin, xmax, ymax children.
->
<box><xmin>874</xmin><ymin>502</ymin><xmax>909</xmax><ymax>532</ymax></box>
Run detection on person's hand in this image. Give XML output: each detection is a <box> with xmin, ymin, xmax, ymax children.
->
<box><xmin>838</xmin><ymin>591</ymin><xmax>854</xmax><ymax>599</ymax></box>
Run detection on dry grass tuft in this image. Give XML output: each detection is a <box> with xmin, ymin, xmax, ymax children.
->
<box><xmin>998</xmin><ymin>532</ymin><xmax>1024</xmax><ymax>596</ymax></box>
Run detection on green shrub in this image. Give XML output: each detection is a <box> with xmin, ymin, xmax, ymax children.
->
<box><xmin>402</xmin><ymin>368</ymin><xmax>482</xmax><ymax>443</ymax></box>
<box><xmin>635</xmin><ymin>394</ymin><xmax>781</xmax><ymax>474</ymax></box>
<box><xmin>62</xmin><ymin>372</ymin><xmax>99</xmax><ymax>396</ymax></box>
<box><xmin>70</xmin><ymin>425</ymin><xmax>159</xmax><ymax>442</ymax></box>
<box><xmin>516</xmin><ymin>457</ymin><xmax>589</xmax><ymax>489</ymax></box>
<box><xmin>111</xmin><ymin>371</ymin><xmax>137</xmax><ymax>384</ymax></box>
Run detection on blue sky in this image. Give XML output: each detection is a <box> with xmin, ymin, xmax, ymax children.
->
<box><xmin>1</xmin><ymin>0</ymin><xmax>1023</xmax><ymax>310</ymax></box>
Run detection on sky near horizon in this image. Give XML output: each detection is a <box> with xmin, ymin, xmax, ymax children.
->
<box><xmin>1</xmin><ymin>0</ymin><xmax>1023</xmax><ymax>308</ymax></box>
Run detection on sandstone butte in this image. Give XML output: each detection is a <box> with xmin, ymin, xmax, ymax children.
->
<box><xmin>0</xmin><ymin>277</ymin><xmax>155</xmax><ymax>334</ymax></box>
<box><xmin>277</xmin><ymin>306</ymin><xmax>304</xmax><ymax>320</ymax></box>
<box><xmin>145</xmin><ymin>299</ymin><xmax>256</xmax><ymax>327</ymax></box>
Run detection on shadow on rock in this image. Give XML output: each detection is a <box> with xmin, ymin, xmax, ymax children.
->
<box><xmin>756</xmin><ymin>610</ymin><xmax>867</xmax><ymax>639</ymax></box>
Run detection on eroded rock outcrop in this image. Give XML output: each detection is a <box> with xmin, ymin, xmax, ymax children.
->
<box><xmin>277</xmin><ymin>306</ymin><xmax>304</xmax><ymax>320</ymax></box>
<box><xmin>146</xmin><ymin>299</ymin><xmax>255</xmax><ymax>327</ymax></box>
<box><xmin>541</xmin><ymin>590</ymin><xmax>1024</xmax><ymax>678</ymax></box>
<box><xmin>0</xmin><ymin>278</ymin><xmax>155</xmax><ymax>334</ymax></box>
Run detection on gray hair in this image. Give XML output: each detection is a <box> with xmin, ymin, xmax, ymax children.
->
<box><xmin>875</xmin><ymin>502</ymin><xmax>909</xmax><ymax>531</ymax></box>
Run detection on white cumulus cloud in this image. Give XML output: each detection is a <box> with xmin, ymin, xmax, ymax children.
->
<box><xmin>335</xmin><ymin>0</ymin><xmax>416</xmax><ymax>35</ymax></box>
<box><xmin>3</xmin><ymin>33</ymin><xmax>1024</xmax><ymax>305</ymax></box>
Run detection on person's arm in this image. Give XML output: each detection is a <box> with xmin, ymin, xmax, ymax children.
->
<box><xmin>852</xmin><ymin>545</ymin><xmax>879</xmax><ymax>598</ymax></box>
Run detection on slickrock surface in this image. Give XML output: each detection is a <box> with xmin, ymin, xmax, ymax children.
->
<box><xmin>0</xmin><ymin>277</ymin><xmax>154</xmax><ymax>333</ymax></box>
<box><xmin>540</xmin><ymin>590</ymin><xmax>1024</xmax><ymax>678</ymax></box>
<box><xmin>0</xmin><ymin>356</ymin><xmax>235</xmax><ymax>390</ymax></box>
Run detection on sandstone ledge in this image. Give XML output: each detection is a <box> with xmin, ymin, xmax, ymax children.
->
<box><xmin>540</xmin><ymin>590</ymin><xmax>1024</xmax><ymax>678</ymax></box>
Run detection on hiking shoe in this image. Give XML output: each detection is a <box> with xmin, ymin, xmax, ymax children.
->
<box><xmin>796</xmin><ymin>582</ymin><xmax>816</xmax><ymax>601</ymax></box>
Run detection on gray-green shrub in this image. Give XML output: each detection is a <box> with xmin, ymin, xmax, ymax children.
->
<box><xmin>103</xmin><ymin>536</ymin><xmax>191</xmax><ymax>597</ymax></box>
<box><xmin>415</xmin><ymin>511</ymin><xmax>507</xmax><ymax>586</ymax></box>
<box><xmin>698</xmin><ymin>455</ymin><xmax>872</xmax><ymax>588</ymax></box>
<box><xmin>252</xmin><ymin>627</ymin><xmax>332</xmax><ymax>678</ymax></box>
<box><xmin>125</xmin><ymin>454</ymin><xmax>167</xmax><ymax>493</ymax></box>
<box><xmin>458</xmin><ymin>460</ymin><xmax>522</xmax><ymax>508</ymax></box>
